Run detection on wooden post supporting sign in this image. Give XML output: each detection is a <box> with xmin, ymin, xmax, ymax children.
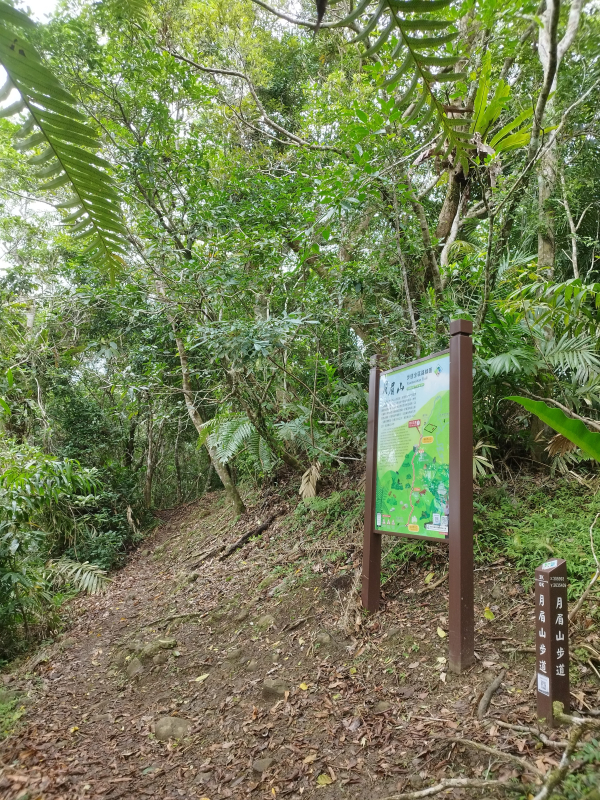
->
<box><xmin>536</xmin><ymin>558</ymin><xmax>570</xmax><ymax>726</ymax></box>
<box><xmin>448</xmin><ymin>319</ymin><xmax>474</xmax><ymax>673</ymax></box>
<box><xmin>361</xmin><ymin>320</ymin><xmax>475</xmax><ymax>673</ymax></box>
<box><xmin>362</xmin><ymin>355</ymin><xmax>381</xmax><ymax>613</ymax></box>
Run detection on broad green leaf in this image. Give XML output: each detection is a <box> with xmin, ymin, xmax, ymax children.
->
<box><xmin>506</xmin><ymin>397</ymin><xmax>600</xmax><ymax>461</ymax></box>
<box><xmin>489</xmin><ymin>107</ymin><xmax>534</xmax><ymax>148</ymax></box>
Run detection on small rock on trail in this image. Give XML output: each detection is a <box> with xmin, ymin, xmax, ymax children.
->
<box><xmin>126</xmin><ymin>657</ymin><xmax>144</xmax><ymax>679</ymax></box>
<box><xmin>262</xmin><ymin>677</ymin><xmax>288</xmax><ymax>700</ymax></box>
<box><xmin>252</xmin><ymin>757</ymin><xmax>275</xmax><ymax>773</ymax></box>
<box><xmin>154</xmin><ymin>716</ymin><xmax>191</xmax><ymax>741</ymax></box>
<box><xmin>140</xmin><ymin>637</ymin><xmax>177</xmax><ymax>660</ymax></box>
<box><xmin>255</xmin><ymin>613</ymin><xmax>274</xmax><ymax>629</ymax></box>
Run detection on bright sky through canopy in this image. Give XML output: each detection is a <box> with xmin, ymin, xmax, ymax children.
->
<box><xmin>18</xmin><ymin>0</ymin><xmax>58</xmax><ymax>22</ymax></box>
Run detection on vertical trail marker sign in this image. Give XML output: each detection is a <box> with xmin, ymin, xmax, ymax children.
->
<box><xmin>535</xmin><ymin>558</ymin><xmax>570</xmax><ymax>726</ymax></box>
<box><xmin>362</xmin><ymin>319</ymin><xmax>474</xmax><ymax>673</ymax></box>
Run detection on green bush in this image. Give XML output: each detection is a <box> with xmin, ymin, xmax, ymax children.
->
<box><xmin>0</xmin><ymin>438</ymin><xmax>109</xmax><ymax>657</ymax></box>
<box><xmin>475</xmin><ymin>481</ymin><xmax>600</xmax><ymax>596</ymax></box>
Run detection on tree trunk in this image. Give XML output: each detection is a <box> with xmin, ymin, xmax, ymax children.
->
<box><xmin>144</xmin><ymin>403</ymin><xmax>154</xmax><ymax>508</ymax></box>
<box><xmin>537</xmin><ymin>111</ymin><xmax>558</xmax><ymax>275</ymax></box>
<box><xmin>174</xmin><ymin>417</ymin><xmax>183</xmax><ymax>505</ymax></box>
<box><xmin>560</xmin><ymin>170</ymin><xmax>580</xmax><ymax>278</ymax></box>
<box><xmin>436</xmin><ymin>164</ymin><xmax>467</xmax><ymax>240</ymax></box>
<box><xmin>155</xmin><ymin>281</ymin><xmax>246</xmax><ymax>515</ymax></box>
<box><xmin>534</xmin><ymin>0</ymin><xmax>584</xmax><ymax>276</ymax></box>
<box><xmin>124</xmin><ymin>415</ymin><xmax>137</xmax><ymax>469</ymax></box>
<box><xmin>172</xmin><ymin>329</ymin><xmax>246</xmax><ymax>515</ymax></box>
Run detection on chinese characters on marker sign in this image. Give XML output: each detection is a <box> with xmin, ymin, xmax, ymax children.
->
<box><xmin>535</xmin><ymin>558</ymin><xmax>570</xmax><ymax>725</ymax></box>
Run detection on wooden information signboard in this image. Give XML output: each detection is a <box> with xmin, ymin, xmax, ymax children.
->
<box><xmin>362</xmin><ymin>319</ymin><xmax>474</xmax><ymax>673</ymax></box>
<box><xmin>535</xmin><ymin>558</ymin><xmax>570</xmax><ymax>726</ymax></box>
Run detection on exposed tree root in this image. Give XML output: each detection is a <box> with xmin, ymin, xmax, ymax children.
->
<box><xmin>530</xmin><ymin>703</ymin><xmax>600</xmax><ymax>800</ymax></box>
<box><xmin>379</xmin><ymin>777</ymin><xmax>524</xmax><ymax>799</ymax></box>
<box><xmin>188</xmin><ymin>543</ymin><xmax>225</xmax><ymax>568</ymax></box>
<box><xmin>478</xmin><ymin>668</ymin><xmax>506</xmax><ymax>719</ymax></box>
<box><xmin>492</xmin><ymin>719</ymin><xmax>568</xmax><ymax>749</ymax></box>
<box><xmin>448</xmin><ymin>737</ymin><xmax>544</xmax><ymax>777</ymax></box>
<box><xmin>417</xmin><ymin>572</ymin><xmax>448</xmax><ymax>594</ymax></box>
<box><xmin>219</xmin><ymin>510</ymin><xmax>284</xmax><ymax>560</ymax></box>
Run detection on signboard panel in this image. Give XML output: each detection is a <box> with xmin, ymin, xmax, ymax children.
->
<box><xmin>375</xmin><ymin>351</ymin><xmax>450</xmax><ymax>540</ymax></box>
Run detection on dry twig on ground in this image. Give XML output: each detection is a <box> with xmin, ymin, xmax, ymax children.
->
<box><xmin>447</xmin><ymin>737</ymin><xmax>544</xmax><ymax>777</ymax></box>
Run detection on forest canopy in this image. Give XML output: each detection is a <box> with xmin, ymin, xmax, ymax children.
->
<box><xmin>0</xmin><ymin>0</ymin><xmax>599</xmax><ymax>654</ymax></box>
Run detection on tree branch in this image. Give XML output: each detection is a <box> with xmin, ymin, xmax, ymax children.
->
<box><xmin>164</xmin><ymin>46</ymin><xmax>343</xmax><ymax>154</ymax></box>
<box><xmin>248</xmin><ymin>0</ymin><xmax>341</xmax><ymax>30</ymax></box>
<box><xmin>447</xmin><ymin>737</ymin><xmax>544</xmax><ymax>778</ymax></box>
<box><xmin>528</xmin><ymin>0</ymin><xmax>560</xmax><ymax>160</ymax></box>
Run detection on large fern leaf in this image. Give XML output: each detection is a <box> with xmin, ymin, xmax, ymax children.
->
<box><xmin>334</xmin><ymin>0</ymin><xmax>474</xmax><ymax>161</ymax></box>
<box><xmin>0</xmin><ymin>1</ymin><xmax>126</xmax><ymax>274</ymax></box>
<box><xmin>537</xmin><ymin>333</ymin><xmax>600</xmax><ymax>383</ymax></box>
<box><xmin>46</xmin><ymin>557</ymin><xmax>109</xmax><ymax>595</ymax></box>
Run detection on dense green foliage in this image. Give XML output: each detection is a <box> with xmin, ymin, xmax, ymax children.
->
<box><xmin>0</xmin><ymin>0</ymin><xmax>599</xmax><ymax>654</ymax></box>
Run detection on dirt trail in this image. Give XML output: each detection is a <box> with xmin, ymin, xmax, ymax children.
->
<box><xmin>1</xmin><ymin>491</ymin><xmax>596</xmax><ymax>799</ymax></box>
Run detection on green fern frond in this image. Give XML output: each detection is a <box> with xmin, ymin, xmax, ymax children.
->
<box><xmin>0</xmin><ymin>1</ymin><xmax>126</xmax><ymax>276</ymax></box>
<box><xmin>46</xmin><ymin>557</ymin><xmax>109</xmax><ymax>595</ymax></box>
<box><xmin>208</xmin><ymin>414</ymin><xmax>255</xmax><ymax>463</ymax></box>
<box><xmin>335</xmin><ymin>0</ymin><xmax>474</xmax><ymax>158</ymax></box>
<box><xmin>206</xmin><ymin>414</ymin><xmax>275</xmax><ymax>468</ymax></box>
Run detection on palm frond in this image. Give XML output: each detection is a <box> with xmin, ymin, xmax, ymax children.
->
<box><xmin>487</xmin><ymin>347</ymin><xmax>538</xmax><ymax>377</ymax></box>
<box><xmin>334</xmin><ymin>0</ymin><xmax>475</xmax><ymax>160</ymax></box>
<box><xmin>46</xmin><ymin>557</ymin><xmax>109</xmax><ymax>595</ymax></box>
<box><xmin>536</xmin><ymin>332</ymin><xmax>600</xmax><ymax>383</ymax></box>
<box><xmin>546</xmin><ymin>433</ymin><xmax>577</xmax><ymax>458</ymax></box>
<box><xmin>275</xmin><ymin>416</ymin><xmax>314</xmax><ymax>448</ymax></box>
<box><xmin>247</xmin><ymin>428</ymin><xmax>276</xmax><ymax>472</ymax></box>
<box><xmin>299</xmin><ymin>462</ymin><xmax>321</xmax><ymax>500</ymax></box>
<box><xmin>0</xmin><ymin>1</ymin><xmax>126</xmax><ymax>275</ymax></box>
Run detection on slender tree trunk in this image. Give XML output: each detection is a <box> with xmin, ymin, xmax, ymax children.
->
<box><xmin>228</xmin><ymin>369</ymin><xmax>305</xmax><ymax>473</ymax></box>
<box><xmin>534</xmin><ymin>0</ymin><xmax>584</xmax><ymax>275</ymax></box>
<box><xmin>172</xmin><ymin>330</ymin><xmax>246</xmax><ymax>515</ymax></box>
<box><xmin>124</xmin><ymin>415</ymin><xmax>137</xmax><ymax>469</ymax></box>
<box><xmin>392</xmin><ymin>187</ymin><xmax>420</xmax><ymax>357</ymax></box>
<box><xmin>436</xmin><ymin>164</ymin><xmax>467</xmax><ymax>240</ymax></box>
<box><xmin>203</xmin><ymin>464</ymin><xmax>214</xmax><ymax>495</ymax></box>
<box><xmin>155</xmin><ymin>281</ymin><xmax>246</xmax><ymax>514</ymax></box>
<box><xmin>560</xmin><ymin>171</ymin><xmax>580</xmax><ymax>278</ymax></box>
<box><xmin>144</xmin><ymin>402</ymin><xmax>154</xmax><ymax>508</ymax></box>
<box><xmin>174</xmin><ymin>417</ymin><xmax>183</xmax><ymax>505</ymax></box>
<box><xmin>537</xmin><ymin>105</ymin><xmax>558</xmax><ymax>274</ymax></box>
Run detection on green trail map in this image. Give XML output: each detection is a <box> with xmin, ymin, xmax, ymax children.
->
<box><xmin>375</xmin><ymin>353</ymin><xmax>450</xmax><ymax>540</ymax></box>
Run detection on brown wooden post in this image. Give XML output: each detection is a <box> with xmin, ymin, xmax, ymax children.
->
<box><xmin>362</xmin><ymin>355</ymin><xmax>381</xmax><ymax>613</ymax></box>
<box><xmin>448</xmin><ymin>319</ymin><xmax>474</xmax><ymax>673</ymax></box>
<box><xmin>535</xmin><ymin>558</ymin><xmax>570</xmax><ymax>726</ymax></box>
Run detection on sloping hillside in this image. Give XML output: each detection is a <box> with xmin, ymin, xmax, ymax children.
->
<box><xmin>1</xmin><ymin>489</ymin><xmax>598</xmax><ymax>799</ymax></box>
